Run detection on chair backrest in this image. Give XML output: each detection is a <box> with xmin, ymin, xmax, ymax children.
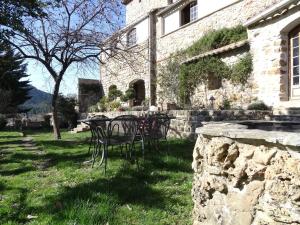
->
<box><xmin>89</xmin><ymin>115</ymin><xmax>110</xmax><ymax>141</ymax></box>
<box><xmin>107</xmin><ymin>115</ymin><xmax>139</xmax><ymax>143</ymax></box>
<box><xmin>148</xmin><ymin>113</ymin><xmax>170</xmax><ymax>139</ymax></box>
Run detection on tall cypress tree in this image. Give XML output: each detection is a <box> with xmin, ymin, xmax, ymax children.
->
<box><xmin>0</xmin><ymin>42</ymin><xmax>31</xmax><ymax>114</ymax></box>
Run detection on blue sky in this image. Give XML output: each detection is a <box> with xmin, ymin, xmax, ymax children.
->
<box><xmin>27</xmin><ymin>60</ymin><xmax>100</xmax><ymax>96</ymax></box>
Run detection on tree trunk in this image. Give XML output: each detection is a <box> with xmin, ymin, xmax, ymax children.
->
<box><xmin>52</xmin><ymin>78</ymin><xmax>62</xmax><ymax>140</ymax></box>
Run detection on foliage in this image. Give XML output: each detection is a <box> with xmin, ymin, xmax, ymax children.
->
<box><xmin>57</xmin><ymin>95</ymin><xmax>78</xmax><ymax>129</ymax></box>
<box><xmin>230</xmin><ymin>53</ymin><xmax>253</xmax><ymax>85</ymax></box>
<box><xmin>219</xmin><ymin>99</ymin><xmax>231</xmax><ymax>110</ymax></box>
<box><xmin>157</xmin><ymin>55</ymin><xmax>183</xmax><ymax>104</ymax></box>
<box><xmin>185</xmin><ymin>25</ymin><xmax>247</xmax><ymax>57</ymax></box>
<box><xmin>178</xmin><ymin>54</ymin><xmax>252</xmax><ymax>106</ymax></box>
<box><xmin>0</xmin><ymin>41</ymin><xmax>31</xmax><ymax>114</ymax></box>
<box><xmin>108</xmin><ymin>85</ymin><xmax>123</xmax><ymax>101</ymax></box>
<box><xmin>179</xmin><ymin>57</ymin><xmax>230</xmax><ymax>105</ymax></box>
<box><xmin>99</xmin><ymin>96</ymin><xmax>109</xmax><ymax>112</ymax></box>
<box><xmin>42</xmin><ymin>114</ymin><xmax>51</xmax><ymax>128</ymax></box>
<box><xmin>80</xmin><ymin>83</ymin><xmax>102</xmax><ymax>94</ymax></box>
<box><xmin>108</xmin><ymin>101</ymin><xmax>121</xmax><ymax>111</ymax></box>
<box><xmin>121</xmin><ymin>87</ymin><xmax>135</xmax><ymax>102</ymax></box>
<box><xmin>0</xmin><ymin>130</ymin><xmax>193</xmax><ymax>225</ymax></box>
<box><xmin>0</xmin><ymin>114</ymin><xmax>7</xmax><ymax>130</ymax></box>
<box><xmin>247</xmin><ymin>101</ymin><xmax>270</xmax><ymax>110</ymax></box>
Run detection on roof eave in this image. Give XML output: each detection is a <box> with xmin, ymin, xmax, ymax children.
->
<box><xmin>244</xmin><ymin>0</ymin><xmax>299</xmax><ymax>27</ymax></box>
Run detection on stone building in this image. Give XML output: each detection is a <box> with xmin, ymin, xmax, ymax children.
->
<box><xmin>100</xmin><ymin>0</ymin><xmax>300</xmax><ymax>110</ymax></box>
<box><xmin>78</xmin><ymin>78</ymin><xmax>103</xmax><ymax>112</ymax></box>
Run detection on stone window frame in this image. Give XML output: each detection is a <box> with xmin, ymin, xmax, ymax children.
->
<box><xmin>290</xmin><ymin>25</ymin><xmax>300</xmax><ymax>87</ymax></box>
<box><xmin>180</xmin><ymin>1</ymin><xmax>198</xmax><ymax>26</ymax></box>
<box><xmin>127</xmin><ymin>28</ymin><xmax>137</xmax><ymax>47</ymax></box>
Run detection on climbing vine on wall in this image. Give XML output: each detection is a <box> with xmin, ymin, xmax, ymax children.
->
<box><xmin>185</xmin><ymin>25</ymin><xmax>247</xmax><ymax>57</ymax></box>
<box><xmin>179</xmin><ymin>53</ymin><xmax>253</xmax><ymax>105</ymax></box>
<box><xmin>157</xmin><ymin>25</ymin><xmax>252</xmax><ymax>107</ymax></box>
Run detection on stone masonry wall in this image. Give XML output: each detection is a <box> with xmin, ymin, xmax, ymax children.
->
<box><xmin>188</xmin><ymin>47</ymin><xmax>256</xmax><ymax>109</ymax></box>
<box><xmin>125</xmin><ymin>0</ymin><xmax>168</xmax><ymax>24</ymax></box>
<box><xmin>100</xmin><ymin>42</ymin><xmax>150</xmax><ymax>97</ymax></box>
<box><xmin>84</xmin><ymin>110</ymin><xmax>272</xmax><ymax>139</ymax></box>
<box><xmin>248</xmin><ymin>6</ymin><xmax>300</xmax><ymax>107</ymax></box>
<box><xmin>192</xmin><ymin>123</ymin><xmax>300</xmax><ymax>225</ymax></box>
<box><xmin>156</xmin><ymin>0</ymin><xmax>282</xmax><ymax>61</ymax></box>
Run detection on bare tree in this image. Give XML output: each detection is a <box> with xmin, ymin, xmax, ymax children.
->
<box><xmin>0</xmin><ymin>0</ymin><xmax>124</xmax><ymax>139</ymax></box>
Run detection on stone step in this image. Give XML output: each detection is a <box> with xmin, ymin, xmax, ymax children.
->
<box><xmin>273</xmin><ymin>107</ymin><xmax>300</xmax><ymax>115</ymax></box>
<box><xmin>271</xmin><ymin>114</ymin><xmax>300</xmax><ymax>121</ymax></box>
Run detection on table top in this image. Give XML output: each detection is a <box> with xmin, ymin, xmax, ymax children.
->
<box><xmin>78</xmin><ymin>115</ymin><xmax>175</xmax><ymax>124</ymax></box>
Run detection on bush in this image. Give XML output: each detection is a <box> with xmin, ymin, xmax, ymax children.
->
<box><xmin>247</xmin><ymin>101</ymin><xmax>270</xmax><ymax>110</ymax></box>
<box><xmin>121</xmin><ymin>87</ymin><xmax>135</xmax><ymax>102</ymax></box>
<box><xmin>108</xmin><ymin>85</ymin><xmax>123</xmax><ymax>101</ymax></box>
<box><xmin>185</xmin><ymin>25</ymin><xmax>247</xmax><ymax>57</ymax></box>
<box><xmin>42</xmin><ymin>115</ymin><xmax>51</xmax><ymax>128</ymax></box>
<box><xmin>108</xmin><ymin>101</ymin><xmax>121</xmax><ymax>111</ymax></box>
<box><xmin>0</xmin><ymin>115</ymin><xmax>7</xmax><ymax>130</ymax></box>
<box><xmin>219</xmin><ymin>99</ymin><xmax>231</xmax><ymax>110</ymax></box>
<box><xmin>230</xmin><ymin>53</ymin><xmax>253</xmax><ymax>85</ymax></box>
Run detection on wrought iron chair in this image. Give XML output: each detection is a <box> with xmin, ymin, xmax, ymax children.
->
<box><xmin>147</xmin><ymin>113</ymin><xmax>171</xmax><ymax>151</ymax></box>
<box><xmin>93</xmin><ymin>115</ymin><xmax>141</xmax><ymax>174</ymax></box>
<box><xmin>88</xmin><ymin>115</ymin><xmax>109</xmax><ymax>154</ymax></box>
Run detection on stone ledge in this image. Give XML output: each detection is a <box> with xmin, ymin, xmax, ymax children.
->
<box><xmin>196</xmin><ymin>122</ymin><xmax>300</xmax><ymax>147</ymax></box>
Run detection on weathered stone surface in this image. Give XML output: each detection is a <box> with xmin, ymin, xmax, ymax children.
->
<box><xmin>192</xmin><ymin>122</ymin><xmax>300</xmax><ymax>225</ymax></box>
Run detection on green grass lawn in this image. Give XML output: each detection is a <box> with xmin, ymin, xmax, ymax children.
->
<box><xmin>0</xmin><ymin>130</ymin><xmax>194</xmax><ymax>225</ymax></box>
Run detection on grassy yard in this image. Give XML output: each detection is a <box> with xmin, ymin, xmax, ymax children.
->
<box><xmin>0</xmin><ymin>130</ymin><xmax>194</xmax><ymax>225</ymax></box>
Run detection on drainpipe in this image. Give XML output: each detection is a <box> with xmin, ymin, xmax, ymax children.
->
<box><xmin>148</xmin><ymin>10</ymin><xmax>157</xmax><ymax>106</ymax></box>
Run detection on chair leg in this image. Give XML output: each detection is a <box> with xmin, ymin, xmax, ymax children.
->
<box><xmin>104</xmin><ymin>144</ymin><xmax>108</xmax><ymax>175</ymax></box>
<box><xmin>141</xmin><ymin>139</ymin><xmax>145</xmax><ymax>160</ymax></box>
<box><xmin>88</xmin><ymin>136</ymin><xmax>94</xmax><ymax>154</ymax></box>
<box><xmin>92</xmin><ymin>141</ymin><xmax>100</xmax><ymax>167</ymax></box>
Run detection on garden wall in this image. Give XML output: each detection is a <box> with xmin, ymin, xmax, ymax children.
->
<box><xmin>84</xmin><ymin>110</ymin><xmax>272</xmax><ymax>139</ymax></box>
<box><xmin>192</xmin><ymin>122</ymin><xmax>300</xmax><ymax>225</ymax></box>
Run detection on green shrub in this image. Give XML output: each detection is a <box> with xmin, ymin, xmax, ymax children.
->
<box><xmin>219</xmin><ymin>99</ymin><xmax>231</xmax><ymax>110</ymax></box>
<box><xmin>179</xmin><ymin>57</ymin><xmax>230</xmax><ymax>105</ymax></box>
<box><xmin>121</xmin><ymin>87</ymin><xmax>135</xmax><ymax>102</ymax></box>
<box><xmin>230</xmin><ymin>53</ymin><xmax>253</xmax><ymax>85</ymax></box>
<box><xmin>99</xmin><ymin>96</ymin><xmax>109</xmax><ymax>112</ymax></box>
<box><xmin>108</xmin><ymin>85</ymin><xmax>123</xmax><ymax>101</ymax></box>
<box><xmin>186</xmin><ymin>25</ymin><xmax>247</xmax><ymax>57</ymax></box>
<box><xmin>247</xmin><ymin>101</ymin><xmax>270</xmax><ymax>110</ymax></box>
<box><xmin>0</xmin><ymin>115</ymin><xmax>7</xmax><ymax>130</ymax></box>
<box><xmin>108</xmin><ymin>101</ymin><xmax>121</xmax><ymax>111</ymax></box>
<box><xmin>42</xmin><ymin>115</ymin><xmax>51</xmax><ymax>128</ymax></box>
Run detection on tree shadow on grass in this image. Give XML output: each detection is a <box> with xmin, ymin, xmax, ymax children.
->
<box><xmin>0</xmin><ymin>166</ymin><xmax>35</xmax><ymax>176</ymax></box>
<box><xmin>33</xmin><ymin>163</ymin><xmax>172</xmax><ymax>224</ymax></box>
<box><xmin>0</xmin><ymin>140</ymin><xmax>23</xmax><ymax>146</ymax></box>
<box><xmin>0</xmin><ymin>187</ymin><xmax>29</xmax><ymax>224</ymax></box>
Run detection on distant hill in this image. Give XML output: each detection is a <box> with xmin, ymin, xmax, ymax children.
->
<box><xmin>23</xmin><ymin>86</ymin><xmax>52</xmax><ymax>114</ymax></box>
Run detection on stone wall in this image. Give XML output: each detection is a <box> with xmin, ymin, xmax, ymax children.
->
<box><xmin>84</xmin><ymin>110</ymin><xmax>272</xmax><ymax>139</ymax></box>
<box><xmin>188</xmin><ymin>47</ymin><xmax>256</xmax><ymax>109</ymax></box>
<box><xmin>125</xmin><ymin>0</ymin><xmax>168</xmax><ymax>24</ymax></box>
<box><xmin>100</xmin><ymin>42</ymin><xmax>150</xmax><ymax>97</ymax></box>
<box><xmin>192</xmin><ymin>122</ymin><xmax>300</xmax><ymax>225</ymax></box>
<box><xmin>248</xmin><ymin>6</ymin><xmax>300</xmax><ymax>107</ymax></box>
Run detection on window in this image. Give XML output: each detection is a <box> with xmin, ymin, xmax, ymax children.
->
<box><xmin>181</xmin><ymin>1</ymin><xmax>198</xmax><ymax>26</ymax></box>
<box><xmin>127</xmin><ymin>28</ymin><xmax>137</xmax><ymax>47</ymax></box>
<box><xmin>290</xmin><ymin>26</ymin><xmax>300</xmax><ymax>86</ymax></box>
<box><xmin>208</xmin><ymin>75</ymin><xmax>222</xmax><ymax>90</ymax></box>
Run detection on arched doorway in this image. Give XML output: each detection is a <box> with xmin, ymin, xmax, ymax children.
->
<box><xmin>130</xmin><ymin>79</ymin><xmax>145</xmax><ymax>106</ymax></box>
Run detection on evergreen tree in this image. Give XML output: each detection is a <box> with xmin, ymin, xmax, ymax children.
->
<box><xmin>0</xmin><ymin>42</ymin><xmax>31</xmax><ymax>114</ymax></box>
